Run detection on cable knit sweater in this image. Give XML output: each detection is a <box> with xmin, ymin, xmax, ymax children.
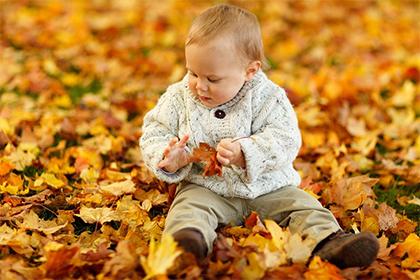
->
<box><xmin>139</xmin><ymin>70</ymin><xmax>301</xmax><ymax>199</ymax></box>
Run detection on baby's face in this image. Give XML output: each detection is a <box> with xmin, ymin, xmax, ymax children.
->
<box><xmin>185</xmin><ymin>38</ymin><xmax>249</xmax><ymax>108</ymax></box>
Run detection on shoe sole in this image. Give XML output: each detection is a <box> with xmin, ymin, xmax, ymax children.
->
<box><xmin>325</xmin><ymin>232</ymin><xmax>379</xmax><ymax>268</ymax></box>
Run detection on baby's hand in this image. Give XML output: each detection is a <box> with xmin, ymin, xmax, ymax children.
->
<box><xmin>216</xmin><ymin>138</ymin><xmax>245</xmax><ymax>168</ymax></box>
<box><xmin>158</xmin><ymin>135</ymin><xmax>190</xmax><ymax>173</ymax></box>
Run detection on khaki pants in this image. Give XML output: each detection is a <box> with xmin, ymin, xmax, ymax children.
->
<box><xmin>164</xmin><ymin>184</ymin><xmax>341</xmax><ymax>253</ymax></box>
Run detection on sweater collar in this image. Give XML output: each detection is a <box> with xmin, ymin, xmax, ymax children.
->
<box><xmin>183</xmin><ymin>69</ymin><xmax>266</xmax><ymax>110</ymax></box>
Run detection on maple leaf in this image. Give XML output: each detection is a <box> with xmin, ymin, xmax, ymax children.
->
<box><xmin>42</xmin><ymin>246</ymin><xmax>80</xmax><ymax>279</ymax></box>
<box><xmin>392</xmin><ymin>233</ymin><xmax>420</xmax><ymax>269</ymax></box>
<box><xmin>284</xmin><ymin>233</ymin><xmax>317</xmax><ymax>263</ymax></box>
<box><xmin>76</xmin><ymin>206</ymin><xmax>119</xmax><ymax>224</ymax></box>
<box><xmin>115</xmin><ymin>195</ymin><xmax>149</xmax><ymax>229</ymax></box>
<box><xmin>100</xmin><ymin>240</ymin><xmax>139</xmax><ymax>278</ymax></box>
<box><xmin>140</xmin><ymin>234</ymin><xmax>181</xmax><ymax>280</ymax></box>
<box><xmin>189</xmin><ymin>143</ymin><xmax>222</xmax><ymax>176</ymax></box>
<box><xmin>34</xmin><ymin>172</ymin><xmax>66</xmax><ymax>189</ymax></box>
<box><xmin>330</xmin><ymin>175</ymin><xmax>378</xmax><ymax>210</ymax></box>
<box><xmin>16</xmin><ymin>210</ymin><xmax>67</xmax><ymax>235</ymax></box>
<box><xmin>99</xmin><ymin>179</ymin><xmax>136</xmax><ymax>196</ymax></box>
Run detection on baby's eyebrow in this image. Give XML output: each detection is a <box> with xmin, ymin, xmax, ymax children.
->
<box><xmin>186</xmin><ymin>68</ymin><xmax>221</xmax><ymax>79</ymax></box>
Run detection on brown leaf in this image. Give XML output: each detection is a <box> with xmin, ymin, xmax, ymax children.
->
<box><xmin>42</xmin><ymin>246</ymin><xmax>80</xmax><ymax>279</ymax></box>
<box><xmin>377</xmin><ymin>203</ymin><xmax>399</xmax><ymax>231</ymax></box>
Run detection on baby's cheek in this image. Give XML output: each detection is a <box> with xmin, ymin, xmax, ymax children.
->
<box><xmin>188</xmin><ymin>81</ymin><xmax>196</xmax><ymax>93</ymax></box>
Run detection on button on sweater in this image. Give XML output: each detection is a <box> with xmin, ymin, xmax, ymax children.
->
<box><xmin>139</xmin><ymin>70</ymin><xmax>302</xmax><ymax>199</ymax></box>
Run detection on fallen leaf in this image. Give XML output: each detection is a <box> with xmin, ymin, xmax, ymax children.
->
<box><xmin>76</xmin><ymin>206</ymin><xmax>119</xmax><ymax>224</ymax></box>
<box><xmin>99</xmin><ymin>179</ymin><xmax>136</xmax><ymax>196</ymax></box>
<box><xmin>392</xmin><ymin>233</ymin><xmax>420</xmax><ymax>269</ymax></box>
<box><xmin>304</xmin><ymin>256</ymin><xmax>344</xmax><ymax>280</ymax></box>
<box><xmin>189</xmin><ymin>143</ymin><xmax>222</xmax><ymax>176</ymax></box>
<box><xmin>140</xmin><ymin>234</ymin><xmax>181</xmax><ymax>280</ymax></box>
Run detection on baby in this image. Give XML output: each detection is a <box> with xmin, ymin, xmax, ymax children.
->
<box><xmin>140</xmin><ymin>4</ymin><xmax>379</xmax><ymax>268</ymax></box>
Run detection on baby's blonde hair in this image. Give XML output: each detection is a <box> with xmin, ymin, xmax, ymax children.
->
<box><xmin>186</xmin><ymin>4</ymin><xmax>267</xmax><ymax>68</ymax></box>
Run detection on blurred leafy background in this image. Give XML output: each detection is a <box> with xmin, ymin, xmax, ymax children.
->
<box><xmin>0</xmin><ymin>0</ymin><xmax>419</xmax><ymax>279</ymax></box>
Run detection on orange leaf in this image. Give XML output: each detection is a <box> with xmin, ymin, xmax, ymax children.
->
<box><xmin>43</xmin><ymin>246</ymin><xmax>79</xmax><ymax>279</ymax></box>
<box><xmin>189</xmin><ymin>143</ymin><xmax>222</xmax><ymax>177</ymax></box>
<box><xmin>0</xmin><ymin>161</ymin><xmax>14</xmax><ymax>176</ymax></box>
<box><xmin>304</xmin><ymin>256</ymin><xmax>344</xmax><ymax>280</ymax></box>
<box><xmin>392</xmin><ymin>233</ymin><xmax>420</xmax><ymax>269</ymax></box>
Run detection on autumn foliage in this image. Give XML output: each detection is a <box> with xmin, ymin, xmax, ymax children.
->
<box><xmin>0</xmin><ymin>0</ymin><xmax>419</xmax><ymax>279</ymax></box>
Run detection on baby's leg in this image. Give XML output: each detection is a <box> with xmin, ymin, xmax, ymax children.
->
<box><xmin>249</xmin><ymin>186</ymin><xmax>379</xmax><ymax>268</ymax></box>
<box><xmin>248</xmin><ymin>185</ymin><xmax>341</xmax><ymax>251</ymax></box>
<box><xmin>164</xmin><ymin>183</ymin><xmax>243</xmax><ymax>257</ymax></box>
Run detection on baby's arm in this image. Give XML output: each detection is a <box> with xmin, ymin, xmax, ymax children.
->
<box><xmin>232</xmin><ymin>87</ymin><xmax>301</xmax><ymax>182</ymax></box>
<box><xmin>140</xmin><ymin>89</ymin><xmax>192</xmax><ymax>183</ymax></box>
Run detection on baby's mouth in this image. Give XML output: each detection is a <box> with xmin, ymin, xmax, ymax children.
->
<box><xmin>198</xmin><ymin>95</ymin><xmax>211</xmax><ymax>102</ymax></box>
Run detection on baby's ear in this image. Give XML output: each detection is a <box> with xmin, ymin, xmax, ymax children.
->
<box><xmin>245</xmin><ymin>60</ymin><xmax>262</xmax><ymax>81</ymax></box>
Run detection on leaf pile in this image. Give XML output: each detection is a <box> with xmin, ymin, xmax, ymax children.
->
<box><xmin>0</xmin><ymin>0</ymin><xmax>419</xmax><ymax>279</ymax></box>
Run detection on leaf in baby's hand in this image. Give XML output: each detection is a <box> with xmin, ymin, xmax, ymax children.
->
<box><xmin>189</xmin><ymin>143</ymin><xmax>222</xmax><ymax>177</ymax></box>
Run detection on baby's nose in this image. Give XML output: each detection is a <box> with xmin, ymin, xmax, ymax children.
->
<box><xmin>196</xmin><ymin>79</ymin><xmax>208</xmax><ymax>91</ymax></box>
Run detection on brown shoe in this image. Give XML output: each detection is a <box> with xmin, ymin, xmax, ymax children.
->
<box><xmin>172</xmin><ymin>228</ymin><xmax>207</xmax><ymax>260</ymax></box>
<box><xmin>313</xmin><ymin>231</ymin><xmax>379</xmax><ymax>268</ymax></box>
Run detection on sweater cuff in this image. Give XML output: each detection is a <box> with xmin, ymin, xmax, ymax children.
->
<box><xmin>155</xmin><ymin>163</ymin><xmax>192</xmax><ymax>183</ymax></box>
<box><xmin>237</xmin><ymin>138</ymin><xmax>263</xmax><ymax>183</ymax></box>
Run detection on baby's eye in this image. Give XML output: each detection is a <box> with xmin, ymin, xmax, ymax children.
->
<box><xmin>208</xmin><ymin>77</ymin><xmax>220</xmax><ymax>83</ymax></box>
<box><xmin>189</xmin><ymin>71</ymin><xmax>198</xmax><ymax>77</ymax></box>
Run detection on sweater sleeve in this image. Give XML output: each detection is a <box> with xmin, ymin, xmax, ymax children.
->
<box><xmin>139</xmin><ymin>86</ymin><xmax>192</xmax><ymax>183</ymax></box>
<box><xmin>237</xmin><ymin>87</ymin><xmax>301</xmax><ymax>183</ymax></box>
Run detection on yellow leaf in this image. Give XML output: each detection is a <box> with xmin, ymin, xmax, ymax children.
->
<box><xmin>265</xmin><ymin>220</ymin><xmax>288</xmax><ymax>251</ymax></box>
<box><xmin>346</xmin><ymin>117</ymin><xmax>367</xmax><ymax>137</ymax></box>
<box><xmin>285</xmin><ymin>233</ymin><xmax>316</xmax><ymax>263</ymax></box>
<box><xmin>115</xmin><ymin>195</ymin><xmax>148</xmax><ymax>229</ymax></box>
<box><xmin>43</xmin><ymin>58</ymin><xmax>60</xmax><ymax>76</ymax></box>
<box><xmin>0</xmin><ymin>173</ymin><xmax>29</xmax><ymax>195</ymax></box>
<box><xmin>76</xmin><ymin>206</ymin><xmax>119</xmax><ymax>224</ymax></box>
<box><xmin>0</xmin><ymin>117</ymin><xmax>13</xmax><ymax>135</ymax></box>
<box><xmin>17</xmin><ymin>210</ymin><xmax>67</xmax><ymax>235</ymax></box>
<box><xmin>6</xmin><ymin>143</ymin><xmax>39</xmax><ymax>171</ymax></box>
<box><xmin>0</xmin><ymin>224</ymin><xmax>16</xmax><ymax>245</ymax></box>
<box><xmin>140</xmin><ymin>234</ymin><xmax>181</xmax><ymax>280</ymax></box>
<box><xmin>351</xmin><ymin>133</ymin><xmax>378</xmax><ymax>156</ymax></box>
<box><xmin>35</xmin><ymin>173</ymin><xmax>66</xmax><ymax>189</ymax></box>
<box><xmin>241</xmin><ymin>252</ymin><xmax>266</xmax><ymax>280</ymax></box>
<box><xmin>393</xmin><ymin>233</ymin><xmax>420</xmax><ymax>269</ymax></box>
<box><xmin>61</xmin><ymin>73</ymin><xmax>81</xmax><ymax>86</ymax></box>
<box><xmin>391</xmin><ymin>81</ymin><xmax>415</xmax><ymax>107</ymax></box>
<box><xmin>80</xmin><ymin>167</ymin><xmax>100</xmax><ymax>183</ymax></box>
<box><xmin>407</xmin><ymin>196</ymin><xmax>420</xmax><ymax>206</ymax></box>
<box><xmin>44</xmin><ymin>241</ymin><xmax>65</xmax><ymax>252</ymax></box>
<box><xmin>99</xmin><ymin>179</ymin><xmax>136</xmax><ymax>196</ymax></box>
<box><xmin>301</xmin><ymin>130</ymin><xmax>325</xmax><ymax>149</ymax></box>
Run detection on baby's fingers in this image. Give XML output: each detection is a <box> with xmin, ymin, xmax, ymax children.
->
<box><xmin>217</xmin><ymin>146</ymin><xmax>233</xmax><ymax>158</ymax></box>
<box><xmin>169</xmin><ymin>137</ymin><xmax>178</xmax><ymax>147</ymax></box>
<box><xmin>216</xmin><ymin>153</ymin><xmax>230</xmax><ymax>166</ymax></box>
<box><xmin>178</xmin><ymin>135</ymin><xmax>189</xmax><ymax>147</ymax></box>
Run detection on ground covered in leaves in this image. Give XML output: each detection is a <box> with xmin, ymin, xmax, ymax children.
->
<box><xmin>0</xmin><ymin>0</ymin><xmax>419</xmax><ymax>279</ymax></box>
